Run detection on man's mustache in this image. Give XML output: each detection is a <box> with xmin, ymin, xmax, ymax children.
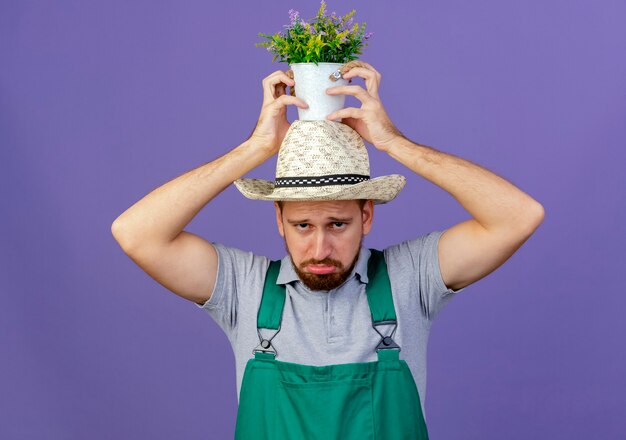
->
<box><xmin>299</xmin><ymin>257</ymin><xmax>344</xmax><ymax>270</ymax></box>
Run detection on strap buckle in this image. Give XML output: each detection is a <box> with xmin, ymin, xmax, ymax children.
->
<box><xmin>372</xmin><ymin>319</ymin><xmax>401</xmax><ymax>352</ymax></box>
<box><xmin>252</xmin><ymin>325</ymin><xmax>281</xmax><ymax>356</ymax></box>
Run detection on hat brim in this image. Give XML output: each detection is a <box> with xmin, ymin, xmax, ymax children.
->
<box><xmin>233</xmin><ymin>174</ymin><xmax>406</xmax><ymax>205</ymax></box>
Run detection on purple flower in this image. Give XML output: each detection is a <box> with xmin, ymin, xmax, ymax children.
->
<box><xmin>288</xmin><ymin>9</ymin><xmax>300</xmax><ymax>25</ymax></box>
<box><xmin>364</xmin><ymin>31</ymin><xmax>374</xmax><ymax>40</ymax></box>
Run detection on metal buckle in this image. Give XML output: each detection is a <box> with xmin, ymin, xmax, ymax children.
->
<box><xmin>330</xmin><ymin>69</ymin><xmax>343</xmax><ymax>81</ymax></box>
<box><xmin>372</xmin><ymin>319</ymin><xmax>401</xmax><ymax>351</ymax></box>
<box><xmin>252</xmin><ymin>325</ymin><xmax>281</xmax><ymax>356</ymax></box>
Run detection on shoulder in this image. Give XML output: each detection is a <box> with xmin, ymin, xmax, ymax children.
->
<box><xmin>381</xmin><ymin>230</ymin><xmax>463</xmax><ymax>320</ymax></box>
<box><xmin>212</xmin><ymin>242</ymin><xmax>269</xmax><ymax>261</ymax></box>
<box><xmin>196</xmin><ymin>243</ymin><xmax>273</xmax><ymax>309</ymax></box>
<box><xmin>383</xmin><ymin>230</ymin><xmax>444</xmax><ymax>264</ymax></box>
<box><xmin>211</xmin><ymin>242</ymin><xmax>272</xmax><ymax>278</ymax></box>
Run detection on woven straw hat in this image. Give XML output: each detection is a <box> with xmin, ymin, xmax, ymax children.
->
<box><xmin>234</xmin><ymin>120</ymin><xmax>406</xmax><ymax>204</ymax></box>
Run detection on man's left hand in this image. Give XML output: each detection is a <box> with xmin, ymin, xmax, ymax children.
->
<box><xmin>325</xmin><ymin>60</ymin><xmax>404</xmax><ymax>153</ymax></box>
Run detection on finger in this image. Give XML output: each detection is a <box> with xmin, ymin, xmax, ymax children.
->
<box><xmin>340</xmin><ymin>66</ymin><xmax>380</xmax><ymax>98</ymax></box>
<box><xmin>325</xmin><ymin>85</ymin><xmax>374</xmax><ymax>104</ymax></box>
<box><xmin>334</xmin><ymin>67</ymin><xmax>380</xmax><ymax>98</ymax></box>
<box><xmin>326</xmin><ymin>107</ymin><xmax>364</xmax><ymax>121</ymax></box>
<box><xmin>342</xmin><ymin>60</ymin><xmax>380</xmax><ymax>76</ymax></box>
<box><xmin>329</xmin><ymin>60</ymin><xmax>372</xmax><ymax>90</ymax></box>
<box><xmin>339</xmin><ymin>60</ymin><xmax>380</xmax><ymax>78</ymax></box>
<box><xmin>329</xmin><ymin>60</ymin><xmax>365</xmax><ymax>82</ymax></box>
<box><xmin>264</xmin><ymin>71</ymin><xmax>294</xmax><ymax>101</ymax></box>
<box><xmin>285</xmin><ymin>69</ymin><xmax>296</xmax><ymax>96</ymax></box>
<box><xmin>263</xmin><ymin>71</ymin><xmax>295</xmax><ymax>103</ymax></box>
<box><xmin>263</xmin><ymin>69</ymin><xmax>292</xmax><ymax>85</ymax></box>
<box><xmin>273</xmin><ymin>93</ymin><xmax>308</xmax><ymax>109</ymax></box>
<box><xmin>340</xmin><ymin>60</ymin><xmax>365</xmax><ymax>74</ymax></box>
<box><xmin>283</xmin><ymin>69</ymin><xmax>297</xmax><ymax>96</ymax></box>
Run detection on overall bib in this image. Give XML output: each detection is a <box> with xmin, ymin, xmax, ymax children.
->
<box><xmin>234</xmin><ymin>250</ymin><xmax>430</xmax><ymax>439</ymax></box>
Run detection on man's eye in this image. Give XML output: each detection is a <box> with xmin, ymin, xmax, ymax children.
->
<box><xmin>296</xmin><ymin>223</ymin><xmax>309</xmax><ymax>230</ymax></box>
<box><xmin>332</xmin><ymin>222</ymin><xmax>346</xmax><ymax>228</ymax></box>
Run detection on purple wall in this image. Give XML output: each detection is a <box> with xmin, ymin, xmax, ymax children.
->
<box><xmin>2</xmin><ymin>1</ymin><xmax>624</xmax><ymax>438</ymax></box>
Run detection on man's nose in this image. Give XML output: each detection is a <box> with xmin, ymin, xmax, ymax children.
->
<box><xmin>312</xmin><ymin>230</ymin><xmax>332</xmax><ymax>261</ymax></box>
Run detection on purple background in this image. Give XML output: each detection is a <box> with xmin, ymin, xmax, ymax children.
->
<box><xmin>2</xmin><ymin>1</ymin><xmax>625</xmax><ymax>438</ymax></box>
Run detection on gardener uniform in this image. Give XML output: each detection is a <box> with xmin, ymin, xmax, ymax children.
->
<box><xmin>234</xmin><ymin>248</ymin><xmax>431</xmax><ymax>439</ymax></box>
<box><xmin>195</xmin><ymin>120</ymin><xmax>467</xmax><ymax>437</ymax></box>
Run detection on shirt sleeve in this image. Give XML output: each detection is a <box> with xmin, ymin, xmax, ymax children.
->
<box><xmin>193</xmin><ymin>242</ymin><xmax>266</xmax><ymax>342</ymax></box>
<box><xmin>386</xmin><ymin>229</ymin><xmax>467</xmax><ymax>321</ymax></box>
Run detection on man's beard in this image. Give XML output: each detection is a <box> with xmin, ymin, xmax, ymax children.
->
<box><xmin>286</xmin><ymin>236</ymin><xmax>363</xmax><ymax>291</ymax></box>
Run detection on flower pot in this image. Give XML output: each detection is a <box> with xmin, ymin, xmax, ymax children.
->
<box><xmin>289</xmin><ymin>62</ymin><xmax>350</xmax><ymax>121</ymax></box>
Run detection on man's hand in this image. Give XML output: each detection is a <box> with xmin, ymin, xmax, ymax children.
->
<box><xmin>249</xmin><ymin>70</ymin><xmax>309</xmax><ymax>155</ymax></box>
<box><xmin>325</xmin><ymin>60</ymin><xmax>404</xmax><ymax>153</ymax></box>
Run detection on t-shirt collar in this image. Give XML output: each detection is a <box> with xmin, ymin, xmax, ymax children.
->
<box><xmin>276</xmin><ymin>247</ymin><xmax>371</xmax><ymax>286</ymax></box>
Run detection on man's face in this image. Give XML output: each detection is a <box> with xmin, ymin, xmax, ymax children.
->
<box><xmin>275</xmin><ymin>199</ymin><xmax>374</xmax><ymax>291</ymax></box>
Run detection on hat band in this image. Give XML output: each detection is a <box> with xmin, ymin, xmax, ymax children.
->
<box><xmin>275</xmin><ymin>174</ymin><xmax>370</xmax><ymax>188</ymax></box>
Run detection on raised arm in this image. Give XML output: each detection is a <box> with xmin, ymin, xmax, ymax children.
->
<box><xmin>111</xmin><ymin>70</ymin><xmax>307</xmax><ymax>305</ymax></box>
<box><xmin>326</xmin><ymin>60</ymin><xmax>544</xmax><ymax>292</ymax></box>
<box><xmin>383</xmin><ymin>137</ymin><xmax>544</xmax><ymax>292</ymax></box>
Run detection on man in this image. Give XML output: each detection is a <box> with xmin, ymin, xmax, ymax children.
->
<box><xmin>111</xmin><ymin>60</ymin><xmax>544</xmax><ymax>438</ymax></box>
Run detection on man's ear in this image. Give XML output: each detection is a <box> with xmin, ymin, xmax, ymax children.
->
<box><xmin>362</xmin><ymin>200</ymin><xmax>374</xmax><ymax>236</ymax></box>
<box><xmin>274</xmin><ymin>202</ymin><xmax>285</xmax><ymax>237</ymax></box>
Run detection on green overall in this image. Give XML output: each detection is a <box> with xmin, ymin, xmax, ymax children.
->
<box><xmin>234</xmin><ymin>250</ymin><xmax>430</xmax><ymax>439</ymax></box>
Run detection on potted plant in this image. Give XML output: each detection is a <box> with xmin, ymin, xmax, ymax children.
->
<box><xmin>256</xmin><ymin>1</ymin><xmax>374</xmax><ymax>121</ymax></box>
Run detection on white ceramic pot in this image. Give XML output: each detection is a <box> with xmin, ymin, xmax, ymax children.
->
<box><xmin>289</xmin><ymin>62</ymin><xmax>350</xmax><ymax>121</ymax></box>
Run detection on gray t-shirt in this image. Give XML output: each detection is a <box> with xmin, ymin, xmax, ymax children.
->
<box><xmin>195</xmin><ymin>229</ymin><xmax>466</xmax><ymax>419</ymax></box>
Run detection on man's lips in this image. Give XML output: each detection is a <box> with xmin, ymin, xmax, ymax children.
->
<box><xmin>305</xmin><ymin>264</ymin><xmax>337</xmax><ymax>275</ymax></box>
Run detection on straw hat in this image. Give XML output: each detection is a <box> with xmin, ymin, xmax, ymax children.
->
<box><xmin>233</xmin><ymin>120</ymin><xmax>406</xmax><ymax>204</ymax></box>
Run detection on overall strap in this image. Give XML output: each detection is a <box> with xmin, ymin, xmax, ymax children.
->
<box><xmin>253</xmin><ymin>260</ymin><xmax>286</xmax><ymax>358</ymax></box>
<box><xmin>367</xmin><ymin>249</ymin><xmax>401</xmax><ymax>354</ymax></box>
<box><xmin>366</xmin><ymin>249</ymin><xmax>397</xmax><ymax>322</ymax></box>
<box><xmin>257</xmin><ymin>260</ymin><xmax>285</xmax><ymax>330</ymax></box>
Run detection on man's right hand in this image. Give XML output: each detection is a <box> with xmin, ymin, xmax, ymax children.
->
<box><xmin>249</xmin><ymin>70</ymin><xmax>309</xmax><ymax>155</ymax></box>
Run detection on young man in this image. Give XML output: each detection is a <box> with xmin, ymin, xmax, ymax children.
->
<box><xmin>111</xmin><ymin>60</ymin><xmax>544</xmax><ymax>438</ymax></box>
